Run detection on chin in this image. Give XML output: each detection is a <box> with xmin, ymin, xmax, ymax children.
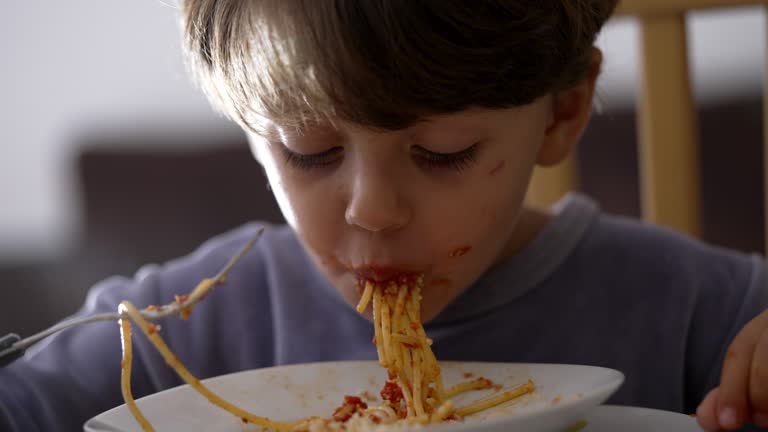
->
<box><xmin>419</xmin><ymin>295</ymin><xmax>455</xmax><ymax>324</ymax></box>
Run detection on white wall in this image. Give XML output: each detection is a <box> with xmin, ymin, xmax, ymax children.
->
<box><xmin>597</xmin><ymin>8</ymin><xmax>766</xmax><ymax>110</ymax></box>
<box><xmin>0</xmin><ymin>0</ymin><xmax>234</xmax><ymax>261</ymax></box>
<box><xmin>0</xmin><ymin>2</ymin><xmax>764</xmax><ymax>260</ymax></box>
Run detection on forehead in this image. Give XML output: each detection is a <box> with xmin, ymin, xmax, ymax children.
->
<box><xmin>267</xmin><ymin>105</ymin><xmax>542</xmax><ymax>141</ymax></box>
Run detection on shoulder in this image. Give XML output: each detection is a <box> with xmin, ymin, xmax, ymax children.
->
<box><xmin>75</xmin><ymin>223</ymin><xmax>306</xmax><ymax>370</ymax></box>
<box><xmin>173</xmin><ymin>222</ymin><xmax>302</xmax><ymax>276</ymax></box>
<box><xmin>573</xmin><ymin>211</ymin><xmax>765</xmax><ymax>306</ymax></box>
<box><xmin>83</xmin><ymin>222</ymin><xmax>304</xmax><ymax>312</ymax></box>
<box><xmin>587</xmin><ymin>213</ymin><xmax>760</xmax><ymax>276</ymax></box>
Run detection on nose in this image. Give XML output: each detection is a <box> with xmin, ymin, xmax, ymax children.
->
<box><xmin>345</xmin><ymin>167</ymin><xmax>411</xmax><ymax>233</ymax></box>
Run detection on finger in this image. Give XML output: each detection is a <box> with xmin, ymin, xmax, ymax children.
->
<box><xmin>696</xmin><ymin>387</ymin><xmax>721</xmax><ymax>431</ymax></box>
<box><xmin>719</xmin><ymin>312</ymin><xmax>768</xmax><ymax>429</ymax></box>
<box><xmin>750</xmin><ymin>328</ymin><xmax>768</xmax><ymax>417</ymax></box>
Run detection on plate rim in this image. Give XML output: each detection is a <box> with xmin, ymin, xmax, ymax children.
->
<box><xmin>85</xmin><ymin>361</ymin><xmax>626</xmax><ymax>431</ymax></box>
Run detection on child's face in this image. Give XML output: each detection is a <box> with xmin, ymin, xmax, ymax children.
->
<box><xmin>249</xmin><ymin>96</ymin><xmax>554</xmax><ymax>322</ymax></box>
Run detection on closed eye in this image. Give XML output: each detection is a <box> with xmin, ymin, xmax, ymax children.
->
<box><xmin>281</xmin><ymin>146</ymin><xmax>343</xmax><ymax>171</ymax></box>
<box><xmin>411</xmin><ymin>143</ymin><xmax>480</xmax><ymax>173</ymax></box>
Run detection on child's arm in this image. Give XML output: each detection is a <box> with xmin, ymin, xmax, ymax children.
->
<box><xmin>696</xmin><ymin>259</ymin><xmax>768</xmax><ymax>431</ymax></box>
<box><xmin>0</xmin><ymin>274</ymin><xmax>174</xmax><ymax>431</ymax></box>
<box><xmin>0</xmin><ymin>225</ymin><xmax>272</xmax><ymax>431</ymax></box>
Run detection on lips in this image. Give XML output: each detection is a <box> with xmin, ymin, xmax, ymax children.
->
<box><xmin>353</xmin><ymin>266</ymin><xmax>419</xmax><ymax>283</ymax></box>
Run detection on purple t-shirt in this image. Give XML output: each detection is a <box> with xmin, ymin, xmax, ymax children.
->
<box><xmin>1</xmin><ymin>194</ymin><xmax>766</xmax><ymax>431</ymax></box>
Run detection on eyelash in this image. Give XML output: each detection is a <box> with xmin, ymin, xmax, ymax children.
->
<box><xmin>412</xmin><ymin>143</ymin><xmax>480</xmax><ymax>173</ymax></box>
<box><xmin>283</xmin><ymin>147</ymin><xmax>343</xmax><ymax>171</ymax></box>
<box><xmin>280</xmin><ymin>143</ymin><xmax>480</xmax><ymax>173</ymax></box>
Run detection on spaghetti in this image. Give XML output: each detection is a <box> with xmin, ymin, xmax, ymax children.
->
<box><xmin>116</xmin><ymin>240</ymin><xmax>534</xmax><ymax>431</ymax></box>
<box><xmin>328</xmin><ymin>277</ymin><xmax>535</xmax><ymax>429</ymax></box>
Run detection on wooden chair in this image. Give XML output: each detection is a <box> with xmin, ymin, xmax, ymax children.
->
<box><xmin>526</xmin><ymin>0</ymin><xmax>768</xmax><ymax>251</ymax></box>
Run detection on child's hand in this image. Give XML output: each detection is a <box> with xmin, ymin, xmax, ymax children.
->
<box><xmin>696</xmin><ymin>309</ymin><xmax>768</xmax><ymax>431</ymax></box>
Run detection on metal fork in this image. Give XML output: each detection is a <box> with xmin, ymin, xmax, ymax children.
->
<box><xmin>0</xmin><ymin>227</ymin><xmax>264</xmax><ymax>368</ymax></box>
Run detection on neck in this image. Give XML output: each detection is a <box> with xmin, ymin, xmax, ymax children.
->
<box><xmin>496</xmin><ymin>205</ymin><xmax>552</xmax><ymax>264</ymax></box>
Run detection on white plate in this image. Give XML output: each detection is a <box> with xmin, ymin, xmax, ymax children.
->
<box><xmin>85</xmin><ymin>361</ymin><xmax>624</xmax><ymax>432</ymax></box>
<box><xmin>581</xmin><ymin>405</ymin><xmax>704</xmax><ymax>431</ymax></box>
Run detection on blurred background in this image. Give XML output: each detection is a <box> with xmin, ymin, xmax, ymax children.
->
<box><xmin>0</xmin><ymin>2</ymin><xmax>765</xmax><ymax>337</ymax></box>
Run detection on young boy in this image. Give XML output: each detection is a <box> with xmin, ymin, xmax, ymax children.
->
<box><xmin>1</xmin><ymin>1</ymin><xmax>766</xmax><ymax>431</ymax></box>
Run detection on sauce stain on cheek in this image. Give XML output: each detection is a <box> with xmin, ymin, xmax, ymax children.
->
<box><xmin>449</xmin><ymin>246</ymin><xmax>472</xmax><ymax>258</ymax></box>
<box><xmin>488</xmin><ymin>160</ymin><xmax>506</xmax><ymax>177</ymax></box>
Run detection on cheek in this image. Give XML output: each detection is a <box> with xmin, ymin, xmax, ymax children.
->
<box><xmin>265</xmin><ymin>173</ymin><xmax>350</xmax><ymax>270</ymax></box>
<box><xmin>440</xmin><ymin>161</ymin><xmax>530</xmax><ymax>254</ymax></box>
<box><xmin>449</xmin><ymin>245</ymin><xmax>472</xmax><ymax>258</ymax></box>
<box><xmin>282</xmin><ymin>183</ymin><xmax>340</xmax><ymax>245</ymax></box>
<box><xmin>488</xmin><ymin>160</ymin><xmax>506</xmax><ymax>176</ymax></box>
<box><xmin>423</xmin><ymin>194</ymin><xmax>500</xmax><ymax>263</ymax></box>
<box><xmin>258</xmin><ymin>158</ymin><xmax>298</xmax><ymax>227</ymax></box>
<box><xmin>259</xmin><ymin>152</ymin><xmax>335</xmax><ymax>237</ymax></box>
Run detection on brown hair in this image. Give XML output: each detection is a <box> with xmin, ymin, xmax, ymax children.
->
<box><xmin>181</xmin><ymin>0</ymin><xmax>618</xmax><ymax>134</ymax></box>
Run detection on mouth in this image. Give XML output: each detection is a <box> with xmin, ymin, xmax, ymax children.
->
<box><xmin>352</xmin><ymin>266</ymin><xmax>421</xmax><ymax>284</ymax></box>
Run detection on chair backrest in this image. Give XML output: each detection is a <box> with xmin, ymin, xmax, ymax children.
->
<box><xmin>526</xmin><ymin>0</ymin><xmax>768</xmax><ymax>251</ymax></box>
